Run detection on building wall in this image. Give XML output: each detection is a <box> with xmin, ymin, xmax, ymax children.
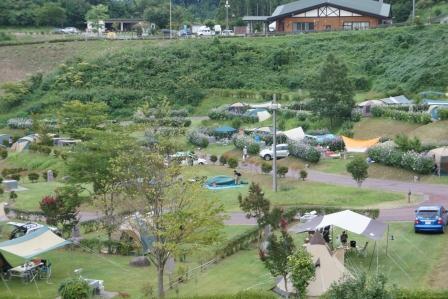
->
<box><xmin>277</xmin><ymin>16</ymin><xmax>382</xmax><ymax>32</ymax></box>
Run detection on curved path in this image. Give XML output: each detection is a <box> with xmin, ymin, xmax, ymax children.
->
<box><xmin>238</xmin><ymin>162</ymin><xmax>448</xmax><ymax>222</ymax></box>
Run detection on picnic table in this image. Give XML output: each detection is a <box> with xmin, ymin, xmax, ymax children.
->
<box><xmin>8</xmin><ymin>261</ymin><xmax>43</xmax><ymax>283</ymax></box>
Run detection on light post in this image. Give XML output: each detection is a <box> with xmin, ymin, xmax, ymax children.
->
<box><xmin>271</xmin><ymin>94</ymin><xmax>279</xmax><ymax>192</ymax></box>
<box><xmin>169</xmin><ymin>0</ymin><xmax>172</xmax><ymax>39</ymax></box>
<box><xmin>225</xmin><ymin>0</ymin><xmax>230</xmax><ymax>30</ymax></box>
<box><xmin>412</xmin><ymin>0</ymin><xmax>415</xmax><ymax>23</ymax></box>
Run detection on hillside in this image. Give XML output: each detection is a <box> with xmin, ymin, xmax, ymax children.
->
<box><xmin>1</xmin><ymin>25</ymin><xmax>447</xmax><ymax>120</ymax></box>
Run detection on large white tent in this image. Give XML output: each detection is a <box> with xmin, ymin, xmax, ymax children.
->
<box><xmin>289</xmin><ymin>210</ymin><xmax>387</xmax><ymax>241</ymax></box>
<box><xmin>0</xmin><ymin>227</ymin><xmax>70</xmax><ymax>259</ymax></box>
<box><xmin>282</xmin><ymin>127</ymin><xmax>305</xmax><ymax>141</ymax></box>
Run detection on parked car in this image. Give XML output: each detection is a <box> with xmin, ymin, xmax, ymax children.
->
<box><xmin>222</xmin><ymin>29</ymin><xmax>235</xmax><ymax>36</ymax></box>
<box><xmin>414</xmin><ymin>205</ymin><xmax>448</xmax><ymax>233</ymax></box>
<box><xmin>197</xmin><ymin>26</ymin><xmax>213</xmax><ymax>37</ymax></box>
<box><xmin>52</xmin><ymin>28</ymin><xmax>65</xmax><ymax>34</ymax></box>
<box><xmin>178</xmin><ymin>29</ymin><xmax>192</xmax><ymax>37</ymax></box>
<box><xmin>169</xmin><ymin>152</ymin><xmax>207</xmax><ymax>166</ymax></box>
<box><xmin>259</xmin><ymin>144</ymin><xmax>289</xmax><ymax>161</ymax></box>
<box><xmin>7</xmin><ymin>222</ymin><xmax>60</xmax><ymax>240</ymax></box>
<box><xmin>62</xmin><ymin>27</ymin><xmax>80</xmax><ymax>34</ymax></box>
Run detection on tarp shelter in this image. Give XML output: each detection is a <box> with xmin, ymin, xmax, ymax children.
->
<box><xmin>282</xmin><ymin>127</ymin><xmax>305</xmax><ymax>141</ymax></box>
<box><xmin>0</xmin><ymin>227</ymin><xmax>70</xmax><ymax>259</ymax></box>
<box><xmin>10</xmin><ymin>135</ymin><xmax>37</xmax><ymax>153</ymax></box>
<box><xmin>228</xmin><ymin>102</ymin><xmax>246</xmax><ymax>114</ymax></box>
<box><xmin>245</xmin><ymin>108</ymin><xmax>272</xmax><ymax>122</ymax></box>
<box><xmin>214</xmin><ymin>126</ymin><xmax>237</xmax><ymax>137</ymax></box>
<box><xmin>273</xmin><ymin>243</ymin><xmax>350</xmax><ymax>298</ymax></box>
<box><xmin>306</xmin><ymin>133</ymin><xmax>337</xmax><ymax>144</ymax></box>
<box><xmin>342</xmin><ymin>136</ymin><xmax>380</xmax><ymax>153</ymax></box>
<box><xmin>289</xmin><ymin>210</ymin><xmax>387</xmax><ymax>241</ymax></box>
<box><xmin>429</xmin><ymin>147</ymin><xmax>448</xmax><ymax>176</ymax></box>
<box><xmin>379</xmin><ymin>95</ymin><xmax>412</xmax><ymax>105</ymax></box>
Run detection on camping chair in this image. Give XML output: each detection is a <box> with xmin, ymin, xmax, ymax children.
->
<box><xmin>38</xmin><ymin>260</ymin><xmax>52</xmax><ymax>281</ymax></box>
<box><xmin>356</xmin><ymin>242</ymin><xmax>369</xmax><ymax>257</ymax></box>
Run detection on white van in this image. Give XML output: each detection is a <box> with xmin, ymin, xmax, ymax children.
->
<box><xmin>197</xmin><ymin>26</ymin><xmax>213</xmax><ymax>37</ymax></box>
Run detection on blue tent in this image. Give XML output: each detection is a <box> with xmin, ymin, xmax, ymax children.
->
<box><xmin>214</xmin><ymin>126</ymin><xmax>237</xmax><ymax>136</ymax></box>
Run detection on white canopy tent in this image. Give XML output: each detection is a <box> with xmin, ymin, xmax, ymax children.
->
<box><xmin>289</xmin><ymin>210</ymin><xmax>387</xmax><ymax>241</ymax></box>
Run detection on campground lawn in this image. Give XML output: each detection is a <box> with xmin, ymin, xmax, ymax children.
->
<box><xmin>183</xmin><ymin>165</ymin><xmax>406</xmax><ymax>212</ymax></box>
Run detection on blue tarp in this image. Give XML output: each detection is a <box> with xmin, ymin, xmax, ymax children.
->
<box><xmin>214</xmin><ymin>126</ymin><xmax>237</xmax><ymax>134</ymax></box>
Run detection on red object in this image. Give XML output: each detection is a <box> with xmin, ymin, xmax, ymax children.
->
<box><xmin>438</xmin><ymin>217</ymin><xmax>443</xmax><ymax>225</ymax></box>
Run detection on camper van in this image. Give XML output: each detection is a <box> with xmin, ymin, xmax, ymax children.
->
<box><xmin>7</xmin><ymin>222</ymin><xmax>60</xmax><ymax>239</ymax></box>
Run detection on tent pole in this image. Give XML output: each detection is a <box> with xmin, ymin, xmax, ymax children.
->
<box><xmin>386</xmin><ymin>224</ymin><xmax>390</xmax><ymax>256</ymax></box>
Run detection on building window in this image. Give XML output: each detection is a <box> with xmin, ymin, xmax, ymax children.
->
<box><xmin>343</xmin><ymin>22</ymin><xmax>369</xmax><ymax>30</ymax></box>
<box><xmin>293</xmin><ymin>22</ymin><xmax>315</xmax><ymax>32</ymax></box>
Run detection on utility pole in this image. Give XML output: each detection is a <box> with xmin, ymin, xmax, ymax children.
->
<box><xmin>412</xmin><ymin>0</ymin><xmax>415</xmax><ymax>23</ymax></box>
<box><xmin>272</xmin><ymin>94</ymin><xmax>278</xmax><ymax>192</ymax></box>
<box><xmin>169</xmin><ymin>0</ymin><xmax>172</xmax><ymax>39</ymax></box>
<box><xmin>225</xmin><ymin>0</ymin><xmax>230</xmax><ymax>30</ymax></box>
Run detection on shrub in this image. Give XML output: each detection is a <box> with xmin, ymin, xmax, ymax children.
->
<box><xmin>0</xmin><ymin>149</ymin><xmax>7</xmax><ymax>159</ymax></box>
<box><xmin>58</xmin><ymin>278</ymin><xmax>92</xmax><ymax>299</ymax></box>
<box><xmin>187</xmin><ymin>130</ymin><xmax>209</xmax><ymax>148</ymax></box>
<box><xmin>219</xmin><ymin>155</ymin><xmax>227</xmax><ymax>165</ymax></box>
<box><xmin>42</xmin><ymin>170</ymin><xmax>58</xmax><ymax>181</ymax></box>
<box><xmin>300</xmin><ymin>170</ymin><xmax>308</xmax><ymax>181</ymax></box>
<box><xmin>9</xmin><ymin>191</ymin><xmax>17</xmax><ymax>201</ymax></box>
<box><xmin>8</xmin><ymin>174</ymin><xmax>21</xmax><ymax>181</ymax></box>
<box><xmin>227</xmin><ymin>157</ymin><xmax>238</xmax><ymax>169</ymax></box>
<box><xmin>7</xmin><ymin>118</ymin><xmax>32</xmax><ymax>129</ymax></box>
<box><xmin>288</xmin><ymin>141</ymin><xmax>321</xmax><ymax>163</ymax></box>
<box><xmin>0</xmin><ymin>187</ymin><xmax>3</xmax><ymax>195</ymax></box>
<box><xmin>277</xmin><ymin>166</ymin><xmax>289</xmax><ymax>178</ymax></box>
<box><xmin>28</xmin><ymin>173</ymin><xmax>39</xmax><ymax>183</ymax></box>
<box><xmin>370</xmin><ymin>106</ymin><xmax>432</xmax><ymax>124</ymax></box>
<box><xmin>261</xmin><ymin>162</ymin><xmax>272</xmax><ymax>174</ymax></box>
<box><xmin>438</xmin><ymin>108</ymin><xmax>448</xmax><ymax>120</ymax></box>
<box><xmin>210</xmin><ymin>155</ymin><xmax>218</xmax><ymax>163</ymax></box>
<box><xmin>247</xmin><ymin>143</ymin><xmax>260</xmax><ymax>155</ymax></box>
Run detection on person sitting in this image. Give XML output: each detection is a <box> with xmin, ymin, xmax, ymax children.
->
<box><xmin>322</xmin><ymin>225</ymin><xmax>331</xmax><ymax>243</ymax></box>
<box><xmin>234</xmin><ymin>170</ymin><xmax>242</xmax><ymax>185</ymax></box>
<box><xmin>340</xmin><ymin>231</ymin><xmax>348</xmax><ymax>247</ymax></box>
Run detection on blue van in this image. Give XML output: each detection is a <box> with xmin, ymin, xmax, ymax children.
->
<box><xmin>414</xmin><ymin>206</ymin><xmax>448</xmax><ymax>233</ymax></box>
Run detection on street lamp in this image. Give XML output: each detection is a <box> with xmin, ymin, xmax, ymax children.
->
<box><xmin>169</xmin><ymin>0</ymin><xmax>172</xmax><ymax>39</ymax></box>
<box><xmin>271</xmin><ymin>94</ymin><xmax>279</xmax><ymax>192</ymax></box>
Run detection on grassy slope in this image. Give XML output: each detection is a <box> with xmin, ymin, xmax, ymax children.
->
<box><xmin>353</xmin><ymin>118</ymin><xmax>421</xmax><ymax>139</ymax></box>
<box><xmin>2</xmin><ymin>25</ymin><xmax>447</xmax><ymax>121</ymax></box>
<box><xmin>409</xmin><ymin>120</ymin><xmax>448</xmax><ymax>145</ymax></box>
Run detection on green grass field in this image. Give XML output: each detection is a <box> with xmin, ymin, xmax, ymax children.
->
<box><xmin>0</xmin><ymin>224</ymin><xmax>254</xmax><ymax>299</ymax></box>
<box><xmin>182</xmin><ymin>165</ymin><xmax>405</xmax><ymax>211</ymax></box>
<box><xmin>353</xmin><ymin>118</ymin><xmax>421</xmax><ymax>140</ymax></box>
<box><xmin>4</xmin><ymin>152</ymin><xmax>66</xmax><ymax>175</ymax></box>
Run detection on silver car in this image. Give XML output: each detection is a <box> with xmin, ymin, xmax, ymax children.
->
<box><xmin>259</xmin><ymin>144</ymin><xmax>289</xmax><ymax>161</ymax></box>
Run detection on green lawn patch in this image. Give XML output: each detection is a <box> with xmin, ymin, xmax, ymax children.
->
<box><xmin>353</xmin><ymin>118</ymin><xmax>421</xmax><ymax>140</ymax></box>
<box><xmin>4</xmin><ymin>181</ymin><xmax>63</xmax><ymax>211</ymax></box>
<box><xmin>409</xmin><ymin>120</ymin><xmax>448</xmax><ymax>146</ymax></box>
<box><xmin>182</xmin><ymin>165</ymin><xmax>405</xmax><ymax>211</ymax></box>
<box><xmin>4</xmin><ymin>152</ymin><xmax>66</xmax><ymax>175</ymax></box>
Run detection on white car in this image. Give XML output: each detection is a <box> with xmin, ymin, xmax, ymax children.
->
<box><xmin>197</xmin><ymin>27</ymin><xmax>213</xmax><ymax>37</ymax></box>
<box><xmin>222</xmin><ymin>29</ymin><xmax>234</xmax><ymax>36</ymax></box>
<box><xmin>7</xmin><ymin>222</ymin><xmax>60</xmax><ymax>240</ymax></box>
<box><xmin>62</xmin><ymin>27</ymin><xmax>79</xmax><ymax>34</ymax></box>
<box><xmin>259</xmin><ymin>144</ymin><xmax>290</xmax><ymax>161</ymax></box>
<box><xmin>170</xmin><ymin>152</ymin><xmax>208</xmax><ymax>166</ymax></box>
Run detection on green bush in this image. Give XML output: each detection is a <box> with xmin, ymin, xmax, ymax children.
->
<box><xmin>247</xmin><ymin>143</ymin><xmax>260</xmax><ymax>155</ymax></box>
<box><xmin>187</xmin><ymin>130</ymin><xmax>209</xmax><ymax>148</ymax></box>
<box><xmin>438</xmin><ymin>108</ymin><xmax>448</xmax><ymax>120</ymax></box>
<box><xmin>288</xmin><ymin>142</ymin><xmax>321</xmax><ymax>163</ymax></box>
<box><xmin>227</xmin><ymin>157</ymin><xmax>238</xmax><ymax>169</ymax></box>
<box><xmin>58</xmin><ymin>278</ymin><xmax>92</xmax><ymax>299</ymax></box>
<box><xmin>371</xmin><ymin>106</ymin><xmax>432</xmax><ymax>124</ymax></box>
<box><xmin>277</xmin><ymin>166</ymin><xmax>289</xmax><ymax>177</ymax></box>
<box><xmin>219</xmin><ymin>155</ymin><xmax>227</xmax><ymax>165</ymax></box>
<box><xmin>210</xmin><ymin>155</ymin><xmax>218</xmax><ymax>163</ymax></box>
<box><xmin>0</xmin><ymin>149</ymin><xmax>7</xmax><ymax>159</ymax></box>
<box><xmin>261</xmin><ymin>162</ymin><xmax>272</xmax><ymax>174</ymax></box>
<box><xmin>28</xmin><ymin>173</ymin><xmax>39</xmax><ymax>183</ymax></box>
<box><xmin>8</xmin><ymin>174</ymin><xmax>21</xmax><ymax>181</ymax></box>
<box><xmin>0</xmin><ymin>187</ymin><xmax>4</xmax><ymax>195</ymax></box>
<box><xmin>300</xmin><ymin>169</ymin><xmax>308</xmax><ymax>181</ymax></box>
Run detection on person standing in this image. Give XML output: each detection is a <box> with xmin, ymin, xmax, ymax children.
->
<box><xmin>234</xmin><ymin>170</ymin><xmax>242</xmax><ymax>185</ymax></box>
<box><xmin>8</xmin><ymin>136</ymin><xmax>13</xmax><ymax>148</ymax></box>
<box><xmin>243</xmin><ymin>146</ymin><xmax>248</xmax><ymax>161</ymax></box>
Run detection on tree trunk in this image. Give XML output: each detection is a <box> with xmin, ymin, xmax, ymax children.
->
<box><xmin>157</xmin><ymin>266</ymin><xmax>165</xmax><ymax>298</ymax></box>
<box><xmin>284</xmin><ymin>274</ymin><xmax>289</xmax><ymax>299</ymax></box>
<box><xmin>107</xmin><ymin>230</ymin><xmax>112</xmax><ymax>254</ymax></box>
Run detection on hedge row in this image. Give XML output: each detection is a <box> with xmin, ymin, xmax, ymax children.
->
<box><xmin>288</xmin><ymin>141</ymin><xmax>321</xmax><ymax>163</ymax></box>
<box><xmin>79</xmin><ymin>238</ymin><xmax>134</xmax><ymax>256</ymax></box>
<box><xmin>187</xmin><ymin>130</ymin><xmax>209</xmax><ymax>148</ymax></box>
<box><xmin>208</xmin><ymin>107</ymin><xmax>258</xmax><ymax>123</ymax></box>
<box><xmin>368</xmin><ymin>143</ymin><xmax>433</xmax><ymax>174</ymax></box>
<box><xmin>134</xmin><ymin>117</ymin><xmax>191</xmax><ymax>127</ymax></box>
<box><xmin>233</xmin><ymin>135</ymin><xmax>260</xmax><ymax>154</ymax></box>
<box><xmin>371</xmin><ymin>106</ymin><xmax>431</xmax><ymax>124</ymax></box>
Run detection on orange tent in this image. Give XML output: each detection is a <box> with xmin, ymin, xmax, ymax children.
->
<box><xmin>342</xmin><ymin>136</ymin><xmax>380</xmax><ymax>153</ymax></box>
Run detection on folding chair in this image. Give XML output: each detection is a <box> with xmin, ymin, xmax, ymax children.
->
<box><xmin>38</xmin><ymin>261</ymin><xmax>52</xmax><ymax>281</ymax></box>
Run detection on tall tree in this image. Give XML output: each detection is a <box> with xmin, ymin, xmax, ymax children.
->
<box><xmin>66</xmin><ymin>129</ymin><xmax>134</xmax><ymax>252</ymax></box>
<box><xmin>346</xmin><ymin>156</ymin><xmax>369</xmax><ymax>187</ymax></box>
<box><xmin>287</xmin><ymin>248</ymin><xmax>316</xmax><ymax>299</ymax></box>
<box><xmin>238</xmin><ymin>182</ymin><xmax>271</xmax><ymax>257</ymax></box>
<box><xmin>35</xmin><ymin>3</ymin><xmax>67</xmax><ymax>26</ymax></box>
<box><xmin>86</xmin><ymin>4</ymin><xmax>109</xmax><ymax>34</ymax></box>
<box><xmin>264</xmin><ymin>231</ymin><xmax>296</xmax><ymax>297</ymax></box>
<box><xmin>113</xmin><ymin>148</ymin><xmax>224</xmax><ymax>298</ymax></box>
<box><xmin>309</xmin><ymin>54</ymin><xmax>355</xmax><ymax>127</ymax></box>
<box><xmin>58</xmin><ymin>100</ymin><xmax>108</xmax><ymax>139</ymax></box>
